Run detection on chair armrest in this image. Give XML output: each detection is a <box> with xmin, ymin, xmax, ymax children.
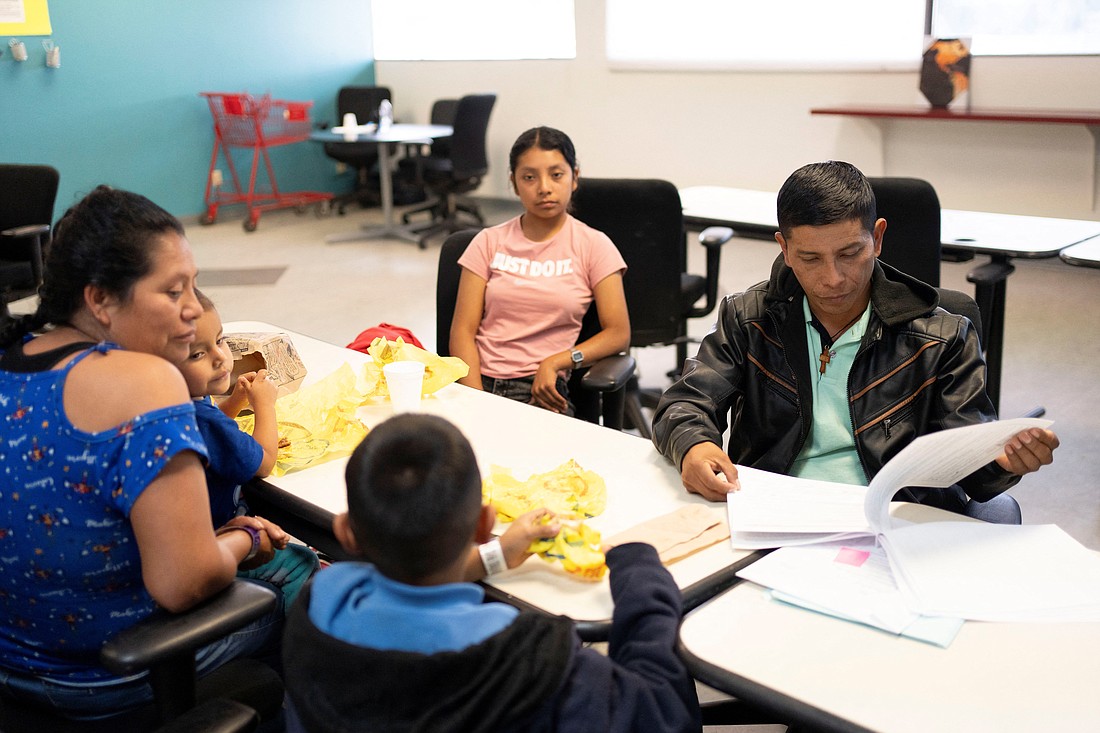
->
<box><xmin>699</xmin><ymin>225</ymin><xmax>735</xmax><ymax>249</ymax></box>
<box><xmin>689</xmin><ymin>226</ymin><xmax>736</xmax><ymax>319</ymax></box>
<box><xmin>0</xmin><ymin>224</ymin><xmax>50</xmax><ymax>239</ymax></box>
<box><xmin>965</xmin><ymin>259</ymin><xmax>1014</xmax><ymax>288</ymax></box>
<box><xmin>101</xmin><ymin>580</ymin><xmax>277</xmax><ymax>675</ymax></box>
<box><xmin>156</xmin><ymin>697</ymin><xmax>259</xmax><ymax>733</ymax></box>
<box><xmin>0</xmin><ymin>224</ymin><xmax>49</xmax><ymax>285</ymax></box>
<box><xmin>580</xmin><ymin>354</ymin><xmax>636</xmax><ymax>393</ymax></box>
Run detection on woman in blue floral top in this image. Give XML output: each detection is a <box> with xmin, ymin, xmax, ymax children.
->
<box><xmin>0</xmin><ymin>186</ymin><xmax>286</xmax><ymax>720</ymax></box>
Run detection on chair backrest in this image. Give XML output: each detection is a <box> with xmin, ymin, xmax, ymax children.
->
<box><xmin>336</xmin><ymin>85</ymin><xmax>392</xmax><ymax>124</ymax></box>
<box><xmin>0</xmin><ymin>164</ymin><xmax>60</xmax><ymax>237</ymax></box>
<box><xmin>869</xmin><ymin>176</ymin><xmax>941</xmax><ymax>287</ymax></box>
<box><xmin>428</xmin><ymin>98</ymin><xmax>459</xmax><ymax>158</ymax></box>
<box><xmin>868</xmin><ymin>177</ymin><xmax>983</xmax><ymax>343</ymax></box>
<box><xmin>448</xmin><ymin>94</ymin><xmax>496</xmax><ymax>180</ymax></box>
<box><xmin>571</xmin><ymin>178</ymin><xmax>684</xmax><ymax>348</ymax></box>
<box><xmin>435</xmin><ymin>229</ymin><xmax>476</xmax><ymax>356</ymax></box>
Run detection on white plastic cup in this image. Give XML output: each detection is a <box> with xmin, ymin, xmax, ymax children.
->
<box><xmin>341</xmin><ymin>112</ymin><xmax>358</xmax><ymax>141</ymax></box>
<box><xmin>383</xmin><ymin>361</ymin><xmax>425</xmax><ymax>413</ymax></box>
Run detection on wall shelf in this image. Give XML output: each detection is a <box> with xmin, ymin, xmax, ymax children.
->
<box><xmin>810</xmin><ymin>105</ymin><xmax>1100</xmax><ymax>211</ymax></box>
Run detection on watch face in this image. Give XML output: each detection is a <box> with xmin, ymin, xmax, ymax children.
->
<box><xmin>571</xmin><ymin>350</ymin><xmax>583</xmax><ymax>365</ymax></box>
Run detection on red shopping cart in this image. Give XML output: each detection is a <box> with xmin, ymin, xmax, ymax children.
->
<box><xmin>200</xmin><ymin>92</ymin><xmax>333</xmax><ymax>232</ymax></box>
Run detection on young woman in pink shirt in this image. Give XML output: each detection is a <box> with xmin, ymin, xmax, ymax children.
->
<box><xmin>451</xmin><ymin>127</ymin><xmax>630</xmax><ymax>414</ymax></box>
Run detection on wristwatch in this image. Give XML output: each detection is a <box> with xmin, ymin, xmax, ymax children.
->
<box><xmin>570</xmin><ymin>349</ymin><xmax>584</xmax><ymax>368</ymax></box>
<box><xmin>216</xmin><ymin>524</ymin><xmax>262</xmax><ymax>562</ymax></box>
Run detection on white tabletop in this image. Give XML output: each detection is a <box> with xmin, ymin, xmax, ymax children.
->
<box><xmin>940</xmin><ymin>208</ymin><xmax>1100</xmax><ymax>258</ymax></box>
<box><xmin>678</xmin><ymin>185</ymin><xmax>1100</xmax><ymax>257</ymax></box>
<box><xmin>226</xmin><ymin>322</ymin><xmax>752</xmax><ymax>628</ymax></box>
<box><xmin>679</xmin><ymin>504</ymin><xmax>1100</xmax><ymax>733</ymax></box>
<box><xmin>1059</xmin><ymin>237</ymin><xmax>1100</xmax><ymax>268</ymax></box>
<box><xmin>309</xmin><ymin>123</ymin><xmax>453</xmax><ymax>145</ymax></box>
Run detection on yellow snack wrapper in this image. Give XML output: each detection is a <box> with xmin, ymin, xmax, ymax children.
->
<box><xmin>235</xmin><ymin>363</ymin><xmax>369</xmax><ymax>477</ymax></box>
<box><xmin>484</xmin><ymin>460</ymin><xmax>609</xmax><ymax>581</ymax></box>
<box><xmin>363</xmin><ymin>336</ymin><xmax>469</xmax><ymax>398</ymax></box>
<box><xmin>482</xmin><ymin>459</ymin><xmax>607</xmax><ymax>522</ymax></box>
<box><xmin>528</xmin><ymin>518</ymin><xmax>607</xmax><ymax>582</ymax></box>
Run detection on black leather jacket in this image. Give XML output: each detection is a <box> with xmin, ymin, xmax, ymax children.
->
<box><xmin>652</xmin><ymin>255</ymin><xmax>1018</xmax><ymax>512</ymax></box>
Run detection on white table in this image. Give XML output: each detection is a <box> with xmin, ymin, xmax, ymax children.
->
<box><xmin>311</xmin><ymin>123</ymin><xmax>452</xmax><ymax>245</ymax></box>
<box><xmin>679</xmin><ymin>504</ymin><xmax>1100</xmax><ymax>733</ymax></box>
<box><xmin>1060</xmin><ymin>237</ymin><xmax>1100</xmax><ymax>268</ymax></box>
<box><xmin>227</xmin><ymin>322</ymin><xmax>756</xmax><ymax>639</ymax></box>
<box><xmin>679</xmin><ymin>186</ymin><xmax>1100</xmax><ymax>258</ymax></box>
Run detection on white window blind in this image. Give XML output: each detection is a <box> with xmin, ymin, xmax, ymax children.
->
<box><xmin>371</xmin><ymin>0</ymin><xmax>576</xmax><ymax>61</ymax></box>
<box><xmin>932</xmin><ymin>0</ymin><xmax>1100</xmax><ymax>56</ymax></box>
<box><xmin>606</xmin><ymin>0</ymin><xmax>928</xmax><ymax>71</ymax></box>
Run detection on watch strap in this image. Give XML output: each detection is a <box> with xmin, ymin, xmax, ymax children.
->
<box><xmin>216</xmin><ymin>524</ymin><xmax>262</xmax><ymax>562</ymax></box>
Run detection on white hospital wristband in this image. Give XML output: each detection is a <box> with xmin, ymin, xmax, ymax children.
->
<box><xmin>478</xmin><ymin>538</ymin><xmax>508</xmax><ymax>576</ymax></box>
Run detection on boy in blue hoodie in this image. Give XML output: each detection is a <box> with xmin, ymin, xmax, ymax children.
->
<box><xmin>283</xmin><ymin>413</ymin><xmax>701</xmax><ymax>732</ymax></box>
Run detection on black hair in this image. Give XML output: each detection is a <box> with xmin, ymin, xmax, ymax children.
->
<box><xmin>776</xmin><ymin>161</ymin><xmax>876</xmax><ymax>238</ymax></box>
<box><xmin>0</xmin><ymin>185</ymin><xmax>185</xmax><ymax>347</ymax></box>
<box><xmin>508</xmin><ymin>126</ymin><xmax>578</xmax><ymax>174</ymax></box>
<box><xmin>193</xmin><ymin>287</ymin><xmax>215</xmax><ymax>312</ymax></box>
<box><xmin>344</xmin><ymin>414</ymin><xmax>482</xmax><ymax>583</ymax></box>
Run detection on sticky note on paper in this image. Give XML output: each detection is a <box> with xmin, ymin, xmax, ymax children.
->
<box><xmin>834</xmin><ymin>546</ymin><xmax>871</xmax><ymax>567</ymax></box>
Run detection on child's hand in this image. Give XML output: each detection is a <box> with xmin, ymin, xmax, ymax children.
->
<box><xmin>241</xmin><ymin>369</ymin><xmax>278</xmax><ymax>409</ymax></box>
<box><xmin>499</xmin><ymin>508</ymin><xmax>560</xmax><ymax>569</ymax></box>
<box><xmin>252</xmin><ymin>515</ymin><xmax>289</xmax><ymax>551</ymax></box>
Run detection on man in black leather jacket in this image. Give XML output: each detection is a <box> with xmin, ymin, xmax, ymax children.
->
<box><xmin>652</xmin><ymin>161</ymin><xmax>1058</xmax><ymax>511</ymax></box>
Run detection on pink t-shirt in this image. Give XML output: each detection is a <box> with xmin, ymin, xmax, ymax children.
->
<box><xmin>457</xmin><ymin>215</ymin><xmax>627</xmax><ymax>379</ymax></box>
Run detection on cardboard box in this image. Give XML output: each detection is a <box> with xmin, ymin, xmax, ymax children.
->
<box><xmin>223</xmin><ymin>331</ymin><xmax>307</xmax><ymax>398</ymax></box>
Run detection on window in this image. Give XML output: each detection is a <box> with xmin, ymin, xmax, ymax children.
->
<box><xmin>931</xmin><ymin>0</ymin><xmax>1100</xmax><ymax>56</ymax></box>
<box><xmin>605</xmin><ymin>0</ymin><xmax>928</xmax><ymax>71</ymax></box>
<box><xmin>370</xmin><ymin>0</ymin><xmax>576</xmax><ymax>61</ymax></box>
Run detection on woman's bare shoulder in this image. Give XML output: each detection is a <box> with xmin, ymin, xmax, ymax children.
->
<box><xmin>66</xmin><ymin>350</ymin><xmax>192</xmax><ymax>431</ymax></box>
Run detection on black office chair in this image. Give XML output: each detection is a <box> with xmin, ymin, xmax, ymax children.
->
<box><xmin>0</xmin><ymin>580</ymin><xmax>283</xmax><ymax>733</ymax></box>
<box><xmin>399</xmin><ymin>98</ymin><xmax>459</xmax><ymax>222</ymax></box>
<box><xmin>405</xmin><ymin>94</ymin><xmax>497</xmax><ymax>249</ymax></box>
<box><xmin>0</xmin><ymin>164</ymin><xmax>59</xmax><ymax>319</ymax></box>
<box><xmin>868</xmin><ymin>177</ymin><xmax>1014</xmax><ymax>414</ymax></box>
<box><xmin>324</xmin><ymin>86</ymin><xmax>393</xmax><ymax>215</ymax></box>
<box><xmin>436</xmin><ymin>229</ymin><xmax>635</xmax><ymax>429</ymax></box>
<box><xmin>870</xmin><ymin>177</ymin><xmax>1021</xmax><ymax>525</ymax></box>
<box><xmin>570</xmin><ymin>178</ymin><xmax>734</xmax><ymax>438</ymax></box>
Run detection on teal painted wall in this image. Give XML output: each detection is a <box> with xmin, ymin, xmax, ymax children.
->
<box><xmin>0</xmin><ymin>0</ymin><xmax>374</xmax><ymax>221</ymax></box>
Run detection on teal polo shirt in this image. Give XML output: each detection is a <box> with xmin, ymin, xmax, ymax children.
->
<box><xmin>789</xmin><ymin>297</ymin><xmax>871</xmax><ymax>486</ymax></box>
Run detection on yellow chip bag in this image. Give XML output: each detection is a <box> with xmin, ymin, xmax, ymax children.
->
<box><xmin>484</xmin><ymin>460</ymin><xmax>609</xmax><ymax>581</ymax></box>
<box><xmin>528</xmin><ymin>518</ymin><xmax>607</xmax><ymax>582</ymax></box>
<box><xmin>483</xmin><ymin>459</ymin><xmax>607</xmax><ymax>522</ymax></box>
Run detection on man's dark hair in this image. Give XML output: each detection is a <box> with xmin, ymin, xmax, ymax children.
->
<box><xmin>776</xmin><ymin>160</ymin><xmax>876</xmax><ymax>238</ymax></box>
<box><xmin>344</xmin><ymin>414</ymin><xmax>482</xmax><ymax>583</ymax></box>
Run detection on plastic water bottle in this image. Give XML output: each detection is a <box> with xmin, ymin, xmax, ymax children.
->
<box><xmin>378</xmin><ymin>99</ymin><xmax>393</xmax><ymax>131</ymax></box>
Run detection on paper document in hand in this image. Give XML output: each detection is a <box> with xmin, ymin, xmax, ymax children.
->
<box><xmin>727</xmin><ymin>417</ymin><xmax>1051</xmax><ymax>549</ymax></box>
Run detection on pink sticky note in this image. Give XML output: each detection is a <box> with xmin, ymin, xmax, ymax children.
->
<box><xmin>834</xmin><ymin>547</ymin><xmax>870</xmax><ymax>567</ymax></box>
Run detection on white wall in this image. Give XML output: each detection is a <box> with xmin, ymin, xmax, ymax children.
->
<box><xmin>377</xmin><ymin>1</ymin><xmax>1100</xmax><ymax>220</ymax></box>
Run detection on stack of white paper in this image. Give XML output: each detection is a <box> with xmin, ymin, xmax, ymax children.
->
<box><xmin>728</xmin><ymin>418</ymin><xmax>1100</xmax><ymax>625</ymax></box>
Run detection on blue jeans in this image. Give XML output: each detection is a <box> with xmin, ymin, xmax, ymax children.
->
<box><xmin>0</xmin><ymin>578</ymin><xmax>284</xmax><ymax>720</ymax></box>
<box><xmin>482</xmin><ymin>374</ymin><xmax>574</xmax><ymax>416</ymax></box>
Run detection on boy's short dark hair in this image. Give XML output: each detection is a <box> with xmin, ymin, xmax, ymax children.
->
<box><xmin>776</xmin><ymin>160</ymin><xmax>876</xmax><ymax>238</ymax></box>
<box><xmin>344</xmin><ymin>414</ymin><xmax>482</xmax><ymax>583</ymax></box>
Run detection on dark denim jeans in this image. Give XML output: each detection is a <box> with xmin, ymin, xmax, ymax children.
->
<box><xmin>481</xmin><ymin>374</ymin><xmax>574</xmax><ymax>416</ymax></box>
